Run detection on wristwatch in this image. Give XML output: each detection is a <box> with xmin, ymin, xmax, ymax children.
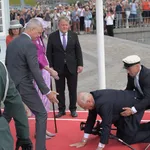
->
<box><xmin>82</xmin><ymin>139</ymin><xmax>87</xmax><ymax>143</ymax></box>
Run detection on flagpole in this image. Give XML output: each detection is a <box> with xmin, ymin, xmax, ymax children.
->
<box><xmin>96</xmin><ymin>0</ymin><xmax>106</xmax><ymax>89</ymax></box>
<box><xmin>20</xmin><ymin>0</ymin><xmax>25</xmax><ymax>9</ymax></box>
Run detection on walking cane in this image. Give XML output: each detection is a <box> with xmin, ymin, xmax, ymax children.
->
<box><xmin>145</xmin><ymin>144</ymin><xmax>150</xmax><ymax>150</ymax></box>
<box><xmin>52</xmin><ymin>102</ymin><xmax>58</xmax><ymax>133</ymax></box>
<box><xmin>51</xmin><ymin>77</ymin><xmax>58</xmax><ymax>133</ymax></box>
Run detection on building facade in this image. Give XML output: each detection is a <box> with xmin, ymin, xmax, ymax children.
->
<box><xmin>0</xmin><ymin>0</ymin><xmax>10</xmax><ymax>62</ymax></box>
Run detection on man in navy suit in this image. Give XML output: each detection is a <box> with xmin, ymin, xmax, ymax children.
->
<box><xmin>70</xmin><ymin>90</ymin><xmax>150</xmax><ymax>150</ymax></box>
<box><xmin>121</xmin><ymin>55</ymin><xmax>150</xmax><ymax>117</ymax></box>
<box><xmin>47</xmin><ymin>16</ymin><xmax>83</xmax><ymax>118</ymax></box>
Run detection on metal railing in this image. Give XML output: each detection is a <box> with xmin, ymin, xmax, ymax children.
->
<box><xmin>111</xmin><ymin>10</ymin><xmax>150</xmax><ymax>29</ymax></box>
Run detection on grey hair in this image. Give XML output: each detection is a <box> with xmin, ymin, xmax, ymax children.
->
<box><xmin>58</xmin><ymin>16</ymin><xmax>70</xmax><ymax>24</ymax></box>
<box><xmin>25</xmin><ymin>18</ymin><xmax>43</xmax><ymax>30</ymax></box>
<box><xmin>78</xmin><ymin>92</ymin><xmax>91</xmax><ymax>104</ymax></box>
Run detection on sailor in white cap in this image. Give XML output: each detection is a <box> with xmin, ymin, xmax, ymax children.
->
<box><xmin>122</xmin><ymin>55</ymin><xmax>141</xmax><ymax>69</ymax></box>
<box><xmin>121</xmin><ymin>55</ymin><xmax>150</xmax><ymax>118</ymax></box>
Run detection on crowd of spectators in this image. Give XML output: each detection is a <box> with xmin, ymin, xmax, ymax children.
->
<box><xmin>104</xmin><ymin>0</ymin><xmax>150</xmax><ymax>28</ymax></box>
<box><xmin>9</xmin><ymin>1</ymin><xmax>96</xmax><ymax>36</ymax></box>
<box><xmin>9</xmin><ymin>0</ymin><xmax>150</xmax><ymax>37</ymax></box>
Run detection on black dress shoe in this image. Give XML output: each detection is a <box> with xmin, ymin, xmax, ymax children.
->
<box><xmin>55</xmin><ymin>112</ymin><xmax>66</xmax><ymax>118</ymax></box>
<box><xmin>71</xmin><ymin>111</ymin><xmax>78</xmax><ymax>117</ymax></box>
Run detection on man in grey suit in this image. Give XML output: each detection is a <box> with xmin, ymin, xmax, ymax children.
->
<box><xmin>5</xmin><ymin>18</ymin><xmax>58</xmax><ymax>150</ymax></box>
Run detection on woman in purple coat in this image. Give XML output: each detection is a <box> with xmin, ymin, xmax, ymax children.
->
<box><xmin>32</xmin><ymin>17</ymin><xmax>59</xmax><ymax>139</ymax></box>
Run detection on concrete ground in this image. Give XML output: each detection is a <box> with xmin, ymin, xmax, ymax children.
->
<box><xmin>50</xmin><ymin>34</ymin><xmax>150</xmax><ymax>111</ymax></box>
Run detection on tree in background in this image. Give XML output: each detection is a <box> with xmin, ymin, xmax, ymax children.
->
<box><xmin>9</xmin><ymin>0</ymin><xmax>36</xmax><ymax>6</ymax></box>
<box><xmin>67</xmin><ymin>0</ymin><xmax>85</xmax><ymax>5</ymax></box>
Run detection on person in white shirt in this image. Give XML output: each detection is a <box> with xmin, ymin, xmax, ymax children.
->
<box><xmin>52</xmin><ymin>8</ymin><xmax>60</xmax><ymax>31</ymax></box>
<box><xmin>105</xmin><ymin>9</ymin><xmax>114</xmax><ymax>36</ymax></box>
<box><xmin>61</xmin><ymin>6</ymin><xmax>71</xmax><ymax>21</ymax></box>
<box><xmin>79</xmin><ymin>6</ymin><xmax>85</xmax><ymax>31</ymax></box>
<box><xmin>84</xmin><ymin>5</ymin><xmax>92</xmax><ymax>34</ymax></box>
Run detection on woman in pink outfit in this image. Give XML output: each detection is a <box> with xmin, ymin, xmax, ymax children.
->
<box><xmin>32</xmin><ymin>17</ymin><xmax>59</xmax><ymax>139</ymax></box>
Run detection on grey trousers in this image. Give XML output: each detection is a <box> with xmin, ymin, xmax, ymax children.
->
<box><xmin>19</xmin><ymin>83</ymin><xmax>47</xmax><ymax>150</ymax></box>
<box><xmin>115</xmin><ymin>13</ymin><xmax>122</xmax><ymax>28</ymax></box>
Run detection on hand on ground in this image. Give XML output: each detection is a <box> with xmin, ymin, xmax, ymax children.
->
<box><xmin>70</xmin><ymin>141</ymin><xmax>86</xmax><ymax>148</ymax></box>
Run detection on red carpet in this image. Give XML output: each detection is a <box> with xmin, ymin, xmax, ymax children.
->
<box><xmin>10</xmin><ymin>111</ymin><xmax>150</xmax><ymax>150</ymax></box>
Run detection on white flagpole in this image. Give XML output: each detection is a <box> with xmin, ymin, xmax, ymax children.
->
<box><xmin>20</xmin><ymin>0</ymin><xmax>25</xmax><ymax>9</ymax></box>
<box><xmin>96</xmin><ymin>0</ymin><xmax>106</xmax><ymax>89</ymax></box>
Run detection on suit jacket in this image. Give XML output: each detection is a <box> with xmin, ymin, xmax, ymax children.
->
<box><xmin>84</xmin><ymin>89</ymin><xmax>143</xmax><ymax>144</ymax></box>
<box><xmin>5</xmin><ymin>33</ymin><xmax>49</xmax><ymax>95</ymax></box>
<box><xmin>126</xmin><ymin>65</ymin><xmax>150</xmax><ymax>111</ymax></box>
<box><xmin>46</xmin><ymin>30</ymin><xmax>83</xmax><ymax>74</ymax></box>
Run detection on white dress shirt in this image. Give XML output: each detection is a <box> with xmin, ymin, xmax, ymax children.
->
<box><xmin>131</xmin><ymin>66</ymin><xmax>142</xmax><ymax>114</ymax></box>
<box><xmin>59</xmin><ymin>31</ymin><xmax>68</xmax><ymax>45</ymax></box>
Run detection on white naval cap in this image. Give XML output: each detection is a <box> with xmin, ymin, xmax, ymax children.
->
<box><xmin>122</xmin><ymin>55</ymin><xmax>141</xmax><ymax>68</ymax></box>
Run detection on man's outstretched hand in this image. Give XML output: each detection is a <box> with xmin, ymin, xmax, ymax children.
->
<box><xmin>15</xmin><ymin>138</ymin><xmax>33</xmax><ymax>150</ymax></box>
<box><xmin>47</xmin><ymin>91</ymin><xmax>59</xmax><ymax>103</ymax></box>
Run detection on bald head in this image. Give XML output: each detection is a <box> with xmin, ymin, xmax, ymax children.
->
<box><xmin>77</xmin><ymin>92</ymin><xmax>94</xmax><ymax>110</ymax></box>
<box><xmin>77</xmin><ymin>92</ymin><xmax>91</xmax><ymax>104</ymax></box>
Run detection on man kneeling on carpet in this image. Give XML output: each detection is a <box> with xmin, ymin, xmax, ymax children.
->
<box><xmin>70</xmin><ymin>89</ymin><xmax>150</xmax><ymax>150</ymax></box>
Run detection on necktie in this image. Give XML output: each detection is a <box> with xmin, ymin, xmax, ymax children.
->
<box><xmin>134</xmin><ymin>76</ymin><xmax>143</xmax><ymax>95</ymax></box>
<box><xmin>62</xmin><ymin>33</ymin><xmax>67</xmax><ymax>50</ymax></box>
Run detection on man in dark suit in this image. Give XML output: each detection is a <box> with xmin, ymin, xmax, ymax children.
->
<box><xmin>70</xmin><ymin>90</ymin><xmax>150</xmax><ymax>150</ymax></box>
<box><xmin>120</xmin><ymin>55</ymin><xmax>150</xmax><ymax>117</ymax></box>
<box><xmin>46</xmin><ymin>16</ymin><xmax>83</xmax><ymax>118</ymax></box>
<box><xmin>5</xmin><ymin>18</ymin><xmax>58</xmax><ymax>150</ymax></box>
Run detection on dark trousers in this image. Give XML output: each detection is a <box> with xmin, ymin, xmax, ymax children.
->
<box><xmin>117</xmin><ymin>111</ymin><xmax>150</xmax><ymax>144</ymax></box>
<box><xmin>118</xmin><ymin>122</ymin><xmax>150</xmax><ymax>144</ymax></box>
<box><xmin>55</xmin><ymin>65</ymin><xmax>77</xmax><ymax>112</ymax></box>
<box><xmin>106</xmin><ymin>25</ymin><xmax>114</xmax><ymax>37</ymax></box>
<box><xmin>132</xmin><ymin>122</ymin><xmax>150</xmax><ymax>143</ymax></box>
<box><xmin>80</xmin><ymin>17</ymin><xmax>85</xmax><ymax>31</ymax></box>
